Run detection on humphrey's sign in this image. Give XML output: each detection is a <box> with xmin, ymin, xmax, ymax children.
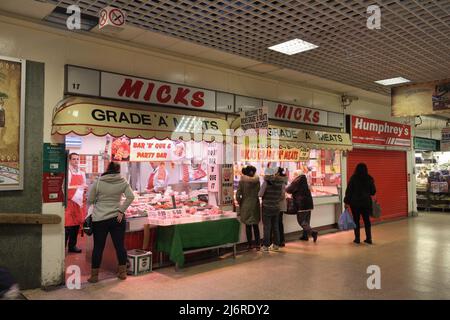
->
<box><xmin>350</xmin><ymin>116</ymin><xmax>411</xmax><ymax>147</ymax></box>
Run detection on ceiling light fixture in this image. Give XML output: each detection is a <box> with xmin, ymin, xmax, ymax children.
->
<box><xmin>268</xmin><ymin>38</ymin><xmax>318</xmax><ymax>55</ymax></box>
<box><xmin>374</xmin><ymin>77</ymin><xmax>411</xmax><ymax>86</ymax></box>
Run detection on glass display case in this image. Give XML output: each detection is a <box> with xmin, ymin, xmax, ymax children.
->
<box><xmin>67</xmin><ymin>134</ymin><xmax>235</xmax><ymax>227</ymax></box>
<box><xmin>234</xmin><ymin>149</ymin><xmax>342</xmax><ymax>198</ymax></box>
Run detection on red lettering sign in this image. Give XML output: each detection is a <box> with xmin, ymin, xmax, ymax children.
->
<box><xmin>266</xmin><ymin>101</ymin><xmax>328</xmax><ymax>126</ymax></box>
<box><xmin>102</xmin><ymin>72</ymin><xmax>215</xmax><ymax>111</ymax></box>
<box><xmin>351</xmin><ymin>116</ymin><xmax>411</xmax><ymax>147</ymax></box>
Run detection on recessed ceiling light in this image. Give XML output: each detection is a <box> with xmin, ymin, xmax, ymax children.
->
<box><xmin>374</xmin><ymin>77</ymin><xmax>411</xmax><ymax>86</ymax></box>
<box><xmin>268</xmin><ymin>38</ymin><xmax>318</xmax><ymax>55</ymax></box>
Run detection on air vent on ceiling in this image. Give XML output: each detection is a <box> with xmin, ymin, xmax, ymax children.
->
<box><xmin>43</xmin><ymin>6</ymin><xmax>98</xmax><ymax>31</ymax></box>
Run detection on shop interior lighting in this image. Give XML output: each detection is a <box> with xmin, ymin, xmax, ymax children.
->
<box><xmin>268</xmin><ymin>38</ymin><xmax>318</xmax><ymax>55</ymax></box>
<box><xmin>374</xmin><ymin>77</ymin><xmax>411</xmax><ymax>86</ymax></box>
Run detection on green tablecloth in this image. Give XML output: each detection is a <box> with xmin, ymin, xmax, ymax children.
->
<box><xmin>157</xmin><ymin>218</ymin><xmax>240</xmax><ymax>267</ymax></box>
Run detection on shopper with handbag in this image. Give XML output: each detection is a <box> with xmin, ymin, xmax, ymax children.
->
<box><xmin>286</xmin><ymin>172</ymin><xmax>318</xmax><ymax>242</ymax></box>
<box><xmin>87</xmin><ymin>162</ymin><xmax>135</xmax><ymax>283</ymax></box>
<box><xmin>344</xmin><ymin>163</ymin><xmax>376</xmax><ymax>244</ymax></box>
<box><xmin>236</xmin><ymin>165</ymin><xmax>261</xmax><ymax>250</ymax></box>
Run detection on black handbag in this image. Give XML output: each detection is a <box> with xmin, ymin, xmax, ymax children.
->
<box><xmin>83</xmin><ymin>216</ymin><xmax>93</xmax><ymax>236</ymax></box>
<box><xmin>83</xmin><ymin>179</ymin><xmax>100</xmax><ymax>236</ymax></box>
<box><xmin>286</xmin><ymin>197</ymin><xmax>299</xmax><ymax>215</ymax></box>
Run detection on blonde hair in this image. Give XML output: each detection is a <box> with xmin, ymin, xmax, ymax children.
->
<box><xmin>292</xmin><ymin>170</ymin><xmax>304</xmax><ymax>179</ymax></box>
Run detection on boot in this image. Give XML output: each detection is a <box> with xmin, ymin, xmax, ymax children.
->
<box><xmin>353</xmin><ymin>227</ymin><xmax>361</xmax><ymax>244</ymax></box>
<box><xmin>117</xmin><ymin>265</ymin><xmax>127</xmax><ymax>280</ymax></box>
<box><xmin>87</xmin><ymin>268</ymin><xmax>99</xmax><ymax>283</ymax></box>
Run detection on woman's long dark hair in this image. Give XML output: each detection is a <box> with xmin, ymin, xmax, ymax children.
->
<box><xmin>102</xmin><ymin>162</ymin><xmax>121</xmax><ymax>176</ymax></box>
<box><xmin>353</xmin><ymin>163</ymin><xmax>369</xmax><ymax>177</ymax></box>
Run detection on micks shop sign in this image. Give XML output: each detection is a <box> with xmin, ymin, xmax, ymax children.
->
<box><xmin>65</xmin><ymin>65</ymin><xmax>216</xmax><ymax>111</ymax></box>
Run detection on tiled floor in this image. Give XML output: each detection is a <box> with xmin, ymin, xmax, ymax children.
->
<box><xmin>24</xmin><ymin>212</ymin><xmax>450</xmax><ymax>300</ymax></box>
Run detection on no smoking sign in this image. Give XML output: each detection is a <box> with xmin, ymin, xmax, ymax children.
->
<box><xmin>99</xmin><ymin>6</ymin><xmax>126</xmax><ymax>29</ymax></box>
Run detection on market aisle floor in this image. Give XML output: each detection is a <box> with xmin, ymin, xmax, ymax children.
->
<box><xmin>25</xmin><ymin>213</ymin><xmax>450</xmax><ymax>300</ymax></box>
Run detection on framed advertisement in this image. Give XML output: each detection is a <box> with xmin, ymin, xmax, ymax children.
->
<box><xmin>0</xmin><ymin>56</ymin><xmax>25</xmax><ymax>191</ymax></box>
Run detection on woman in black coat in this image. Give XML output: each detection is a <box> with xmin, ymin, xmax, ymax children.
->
<box><xmin>286</xmin><ymin>174</ymin><xmax>318</xmax><ymax>242</ymax></box>
<box><xmin>344</xmin><ymin>163</ymin><xmax>376</xmax><ymax>244</ymax></box>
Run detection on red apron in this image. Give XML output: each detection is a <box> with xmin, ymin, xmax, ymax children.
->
<box><xmin>147</xmin><ymin>172</ymin><xmax>155</xmax><ymax>190</ymax></box>
<box><xmin>65</xmin><ymin>172</ymin><xmax>85</xmax><ymax>227</ymax></box>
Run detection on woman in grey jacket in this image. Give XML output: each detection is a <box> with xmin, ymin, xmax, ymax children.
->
<box><xmin>87</xmin><ymin>162</ymin><xmax>135</xmax><ymax>283</ymax></box>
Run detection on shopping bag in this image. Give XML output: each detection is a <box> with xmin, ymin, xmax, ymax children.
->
<box><xmin>286</xmin><ymin>197</ymin><xmax>299</xmax><ymax>215</ymax></box>
<box><xmin>371</xmin><ymin>198</ymin><xmax>381</xmax><ymax>218</ymax></box>
<box><xmin>338</xmin><ymin>208</ymin><xmax>356</xmax><ymax>230</ymax></box>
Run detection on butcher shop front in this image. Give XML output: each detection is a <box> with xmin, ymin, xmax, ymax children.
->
<box><xmin>53</xmin><ymin>96</ymin><xmax>239</xmax><ymax>276</ymax></box>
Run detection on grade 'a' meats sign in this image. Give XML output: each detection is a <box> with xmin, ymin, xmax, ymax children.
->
<box><xmin>101</xmin><ymin>72</ymin><xmax>216</xmax><ymax>111</ymax></box>
<box><xmin>351</xmin><ymin>116</ymin><xmax>411</xmax><ymax>147</ymax></box>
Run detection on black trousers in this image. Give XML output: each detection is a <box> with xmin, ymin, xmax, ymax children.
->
<box><xmin>65</xmin><ymin>225</ymin><xmax>80</xmax><ymax>249</ymax></box>
<box><xmin>245</xmin><ymin>224</ymin><xmax>260</xmax><ymax>246</ymax></box>
<box><xmin>278</xmin><ymin>212</ymin><xmax>285</xmax><ymax>244</ymax></box>
<box><xmin>263</xmin><ymin>214</ymin><xmax>281</xmax><ymax>247</ymax></box>
<box><xmin>351</xmin><ymin>206</ymin><xmax>372</xmax><ymax>241</ymax></box>
<box><xmin>91</xmin><ymin>217</ymin><xmax>127</xmax><ymax>269</ymax></box>
<box><xmin>297</xmin><ymin>211</ymin><xmax>315</xmax><ymax>237</ymax></box>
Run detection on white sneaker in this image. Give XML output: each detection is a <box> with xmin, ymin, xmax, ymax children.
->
<box><xmin>261</xmin><ymin>246</ymin><xmax>269</xmax><ymax>252</ymax></box>
<box><xmin>270</xmin><ymin>245</ymin><xmax>280</xmax><ymax>251</ymax></box>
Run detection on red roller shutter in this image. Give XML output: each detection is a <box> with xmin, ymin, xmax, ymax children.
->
<box><xmin>347</xmin><ymin>149</ymin><xmax>408</xmax><ymax>220</ymax></box>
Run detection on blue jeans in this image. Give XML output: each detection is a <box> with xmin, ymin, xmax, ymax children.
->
<box><xmin>263</xmin><ymin>214</ymin><xmax>281</xmax><ymax>247</ymax></box>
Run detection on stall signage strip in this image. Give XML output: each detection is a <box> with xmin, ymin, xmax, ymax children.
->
<box><xmin>65</xmin><ymin>66</ymin><xmax>344</xmax><ymax>129</ymax></box>
<box><xmin>413</xmin><ymin>137</ymin><xmax>439</xmax><ymax>151</ymax></box>
<box><xmin>264</xmin><ymin>100</ymin><xmax>328</xmax><ymax>126</ymax></box>
<box><xmin>268</xmin><ymin>126</ymin><xmax>352</xmax><ymax>149</ymax></box>
<box><xmin>101</xmin><ymin>72</ymin><xmax>216</xmax><ymax>111</ymax></box>
<box><xmin>236</xmin><ymin>126</ymin><xmax>352</xmax><ymax>150</ymax></box>
<box><xmin>52</xmin><ymin>103</ymin><xmax>228</xmax><ymax>141</ymax></box>
<box><xmin>240</xmin><ymin>146</ymin><xmax>310</xmax><ymax>162</ymax></box>
<box><xmin>351</xmin><ymin>116</ymin><xmax>411</xmax><ymax>147</ymax></box>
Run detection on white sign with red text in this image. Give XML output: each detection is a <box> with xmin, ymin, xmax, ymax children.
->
<box><xmin>101</xmin><ymin>72</ymin><xmax>216</xmax><ymax>111</ymax></box>
<box><xmin>207</xmin><ymin>143</ymin><xmax>221</xmax><ymax>192</ymax></box>
<box><xmin>265</xmin><ymin>100</ymin><xmax>328</xmax><ymax>126</ymax></box>
<box><xmin>351</xmin><ymin>116</ymin><xmax>411</xmax><ymax>147</ymax></box>
<box><xmin>129</xmin><ymin>139</ymin><xmax>175</xmax><ymax>162</ymax></box>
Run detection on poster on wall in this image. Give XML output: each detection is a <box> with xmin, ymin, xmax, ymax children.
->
<box><xmin>42</xmin><ymin>173</ymin><xmax>65</xmax><ymax>203</ymax></box>
<box><xmin>432</xmin><ymin>81</ymin><xmax>450</xmax><ymax>111</ymax></box>
<box><xmin>0</xmin><ymin>56</ymin><xmax>25</xmax><ymax>191</ymax></box>
<box><xmin>43</xmin><ymin>143</ymin><xmax>66</xmax><ymax>173</ymax></box>
<box><xmin>391</xmin><ymin>79</ymin><xmax>450</xmax><ymax>116</ymax></box>
<box><xmin>111</xmin><ymin>136</ymin><xmax>130</xmax><ymax>161</ymax></box>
